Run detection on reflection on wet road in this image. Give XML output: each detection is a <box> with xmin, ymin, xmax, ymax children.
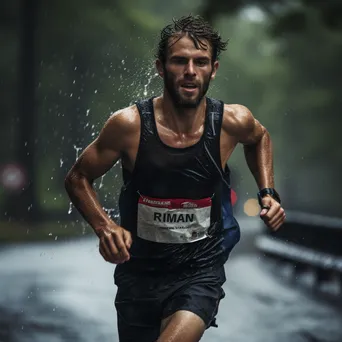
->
<box><xmin>0</xmin><ymin>218</ymin><xmax>341</xmax><ymax>342</ymax></box>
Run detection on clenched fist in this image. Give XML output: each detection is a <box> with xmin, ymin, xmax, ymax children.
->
<box><xmin>97</xmin><ymin>223</ymin><xmax>132</xmax><ymax>264</ymax></box>
<box><xmin>259</xmin><ymin>195</ymin><xmax>286</xmax><ymax>231</ymax></box>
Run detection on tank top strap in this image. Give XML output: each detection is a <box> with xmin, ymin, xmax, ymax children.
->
<box><xmin>135</xmin><ymin>97</ymin><xmax>156</xmax><ymax>141</ymax></box>
<box><xmin>204</xmin><ymin>97</ymin><xmax>224</xmax><ymax>175</ymax></box>
<box><xmin>205</xmin><ymin>97</ymin><xmax>224</xmax><ymax>139</ymax></box>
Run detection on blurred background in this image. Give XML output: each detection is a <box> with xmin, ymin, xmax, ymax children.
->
<box><xmin>1</xmin><ymin>0</ymin><xmax>342</xmax><ymax>341</ymax></box>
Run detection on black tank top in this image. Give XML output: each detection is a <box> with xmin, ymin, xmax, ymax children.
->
<box><xmin>116</xmin><ymin>96</ymin><xmax>240</xmax><ymax>274</ymax></box>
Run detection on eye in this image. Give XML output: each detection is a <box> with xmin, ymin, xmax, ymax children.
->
<box><xmin>171</xmin><ymin>57</ymin><xmax>188</xmax><ymax>65</ymax></box>
<box><xmin>195</xmin><ymin>59</ymin><xmax>209</xmax><ymax>66</ymax></box>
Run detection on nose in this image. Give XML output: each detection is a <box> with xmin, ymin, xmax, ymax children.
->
<box><xmin>185</xmin><ymin>60</ymin><xmax>196</xmax><ymax>77</ymax></box>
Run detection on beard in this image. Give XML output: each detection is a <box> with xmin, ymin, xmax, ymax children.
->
<box><xmin>163</xmin><ymin>69</ymin><xmax>212</xmax><ymax>109</ymax></box>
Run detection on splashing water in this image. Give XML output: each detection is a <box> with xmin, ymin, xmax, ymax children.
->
<box><xmin>68</xmin><ymin>202</ymin><xmax>73</xmax><ymax>215</ymax></box>
<box><xmin>144</xmin><ymin>70</ymin><xmax>159</xmax><ymax>97</ymax></box>
<box><xmin>65</xmin><ymin>57</ymin><xmax>161</xmax><ymax>221</ymax></box>
<box><xmin>128</xmin><ymin>61</ymin><xmax>161</xmax><ymax>105</ymax></box>
<box><xmin>99</xmin><ymin>175</ymin><xmax>105</xmax><ymax>189</ymax></box>
<box><xmin>73</xmin><ymin>145</ymin><xmax>82</xmax><ymax>160</ymax></box>
<box><xmin>67</xmin><ymin>146</ymin><xmax>83</xmax><ymax>215</ymax></box>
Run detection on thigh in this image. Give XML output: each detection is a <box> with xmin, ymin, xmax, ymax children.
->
<box><xmin>158</xmin><ymin>310</ymin><xmax>206</xmax><ymax>342</ymax></box>
<box><xmin>162</xmin><ymin>266</ymin><xmax>226</xmax><ymax>330</ymax></box>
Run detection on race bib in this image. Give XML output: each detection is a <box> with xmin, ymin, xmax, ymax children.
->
<box><xmin>137</xmin><ymin>194</ymin><xmax>212</xmax><ymax>243</ymax></box>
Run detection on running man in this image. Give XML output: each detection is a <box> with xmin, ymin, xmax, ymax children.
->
<box><xmin>65</xmin><ymin>14</ymin><xmax>285</xmax><ymax>342</ymax></box>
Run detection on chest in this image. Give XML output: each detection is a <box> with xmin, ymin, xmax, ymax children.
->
<box><xmin>155</xmin><ymin>122</ymin><xmax>205</xmax><ymax>149</ymax></box>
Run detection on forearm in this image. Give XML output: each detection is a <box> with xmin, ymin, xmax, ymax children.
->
<box><xmin>65</xmin><ymin>172</ymin><xmax>114</xmax><ymax>236</ymax></box>
<box><xmin>243</xmin><ymin>130</ymin><xmax>274</xmax><ymax>190</ymax></box>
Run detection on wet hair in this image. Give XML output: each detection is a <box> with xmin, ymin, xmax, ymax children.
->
<box><xmin>156</xmin><ymin>14</ymin><xmax>228</xmax><ymax>65</ymax></box>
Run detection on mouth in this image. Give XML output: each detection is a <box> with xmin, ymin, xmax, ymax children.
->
<box><xmin>180</xmin><ymin>83</ymin><xmax>198</xmax><ymax>93</ymax></box>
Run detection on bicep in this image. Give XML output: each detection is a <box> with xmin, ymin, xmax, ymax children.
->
<box><xmin>239</xmin><ymin>117</ymin><xmax>265</xmax><ymax>145</ymax></box>
<box><xmin>70</xmin><ymin>115</ymin><xmax>123</xmax><ymax>182</ymax></box>
<box><xmin>73</xmin><ymin>139</ymin><xmax>120</xmax><ymax>182</ymax></box>
<box><xmin>224</xmin><ymin>105</ymin><xmax>265</xmax><ymax>145</ymax></box>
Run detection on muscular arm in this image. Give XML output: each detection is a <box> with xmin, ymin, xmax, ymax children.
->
<box><xmin>223</xmin><ymin>104</ymin><xmax>285</xmax><ymax>231</ymax></box>
<box><xmin>223</xmin><ymin>104</ymin><xmax>274</xmax><ymax>190</ymax></box>
<box><xmin>65</xmin><ymin>111</ymin><xmax>126</xmax><ymax>236</ymax></box>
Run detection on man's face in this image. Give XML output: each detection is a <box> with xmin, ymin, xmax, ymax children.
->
<box><xmin>157</xmin><ymin>35</ymin><xmax>219</xmax><ymax>109</ymax></box>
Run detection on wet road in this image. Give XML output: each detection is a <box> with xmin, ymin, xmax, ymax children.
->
<box><xmin>1</xmin><ymin>218</ymin><xmax>341</xmax><ymax>342</ymax></box>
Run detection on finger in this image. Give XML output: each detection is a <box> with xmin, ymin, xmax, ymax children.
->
<box><xmin>270</xmin><ymin>216</ymin><xmax>286</xmax><ymax>231</ymax></box>
<box><xmin>113</xmin><ymin>232</ymin><xmax>130</xmax><ymax>261</ymax></box>
<box><xmin>123</xmin><ymin>230</ymin><xmax>132</xmax><ymax>250</ymax></box>
<box><xmin>102</xmin><ymin>234</ymin><xmax>125</xmax><ymax>263</ymax></box>
<box><xmin>263</xmin><ymin>203</ymin><xmax>281</xmax><ymax>221</ymax></box>
<box><xmin>103</xmin><ymin>234</ymin><xmax>120</xmax><ymax>258</ymax></box>
<box><xmin>268</xmin><ymin>208</ymin><xmax>285</xmax><ymax>226</ymax></box>
<box><xmin>260</xmin><ymin>196</ymin><xmax>272</xmax><ymax>216</ymax></box>
<box><xmin>99</xmin><ymin>243</ymin><xmax>111</xmax><ymax>262</ymax></box>
<box><xmin>260</xmin><ymin>207</ymin><xmax>269</xmax><ymax>216</ymax></box>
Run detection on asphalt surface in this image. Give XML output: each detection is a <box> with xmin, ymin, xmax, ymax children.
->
<box><xmin>0</xmin><ymin>217</ymin><xmax>341</xmax><ymax>342</ymax></box>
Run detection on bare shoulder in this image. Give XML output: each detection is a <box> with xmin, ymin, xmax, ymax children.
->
<box><xmin>96</xmin><ymin>104</ymin><xmax>140</xmax><ymax>151</ymax></box>
<box><xmin>104</xmin><ymin>104</ymin><xmax>140</xmax><ymax>134</ymax></box>
<box><xmin>222</xmin><ymin>104</ymin><xmax>265</xmax><ymax>144</ymax></box>
<box><xmin>222</xmin><ymin>104</ymin><xmax>255</xmax><ymax>134</ymax></box>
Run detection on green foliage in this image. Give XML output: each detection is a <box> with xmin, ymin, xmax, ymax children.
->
<box><xmin>2</xmin><ymin>0</ymin><xmax>341</xmax><ymax>224</ymax></box>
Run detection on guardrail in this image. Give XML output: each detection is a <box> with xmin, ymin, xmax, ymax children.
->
<box><xmin>255</xmin><ymin>211</ymin><xmax>342</xmax><ymax>294</ymax></box>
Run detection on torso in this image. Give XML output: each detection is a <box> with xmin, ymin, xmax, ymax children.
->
<box><xmin>115</xmin><ymin>96</ymin><xmax>242</xmax><ymax>272</ymax></box>
<box><xmin>120</xmin><ymin>96</ymin><xmax>240</xmax><ymax>172</ymax></box>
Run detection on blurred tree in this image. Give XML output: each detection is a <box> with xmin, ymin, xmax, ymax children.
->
<box><xmin>200</xmin><ymin>0</ymin><xmax>342</xmax><ymax>31</ymax></box>
<box><xmin>4</xmin><ymin>0</ymin><xmax>41</xmax><ymax>222</ymax></box>
<box><xmin>202</xmin><ymin>1</ymin><xmax>342</xmax><ymax>216</ymax></box>
<box><xmin>2</xmin><ymin>0</ymin><xmax>341</xmax><ymax>224</ymax></box>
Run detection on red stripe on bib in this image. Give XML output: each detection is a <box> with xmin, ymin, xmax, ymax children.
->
<box><xmin>138</xmin><ymin>195</ymin><xmax>211</xmax><ymax>209</ymax></box>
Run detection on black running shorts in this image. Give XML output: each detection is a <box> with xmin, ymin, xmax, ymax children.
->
<box><xmin>114</xmin><ymin>265</ymin><xmax>226</xmax><ymax>342</ymax></box>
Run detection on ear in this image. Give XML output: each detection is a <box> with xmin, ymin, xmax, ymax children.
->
<box><xmin>156</xmin><ymin>59</ymin><xmax>164</xmax><ymax>78</ymax></box>
<box><xmin>210</xmin><ymin>61</ymin><xmax>219</xmax><ymax>80</ymax></box>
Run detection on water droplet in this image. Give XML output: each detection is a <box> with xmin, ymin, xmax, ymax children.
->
<box><xmin>99</xmin><ymin>175</ymin><xmax>105</xmax><ymax>189</ymax></box>
<box><xmin>74</xmin><ymin>145</ymin><xmax>82</xmax><ymax>159</ymax></box>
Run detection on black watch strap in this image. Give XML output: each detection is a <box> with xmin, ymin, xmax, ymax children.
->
<box><xmin>257</xmin><ymin>188</ymin><xmax>281</xmax><ymax>206</ymax></box>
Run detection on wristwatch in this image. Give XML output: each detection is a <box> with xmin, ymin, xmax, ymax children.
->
<box><xmin>257</xmin><ymin>188</ymin><xmax>281</xmax><ymax>207</ymax></box>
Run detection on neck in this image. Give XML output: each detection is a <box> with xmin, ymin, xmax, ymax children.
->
<box><xmin>159</xmin><ymin>90</ymin><xmax>207</xmax><ymax>134</ymax></box>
